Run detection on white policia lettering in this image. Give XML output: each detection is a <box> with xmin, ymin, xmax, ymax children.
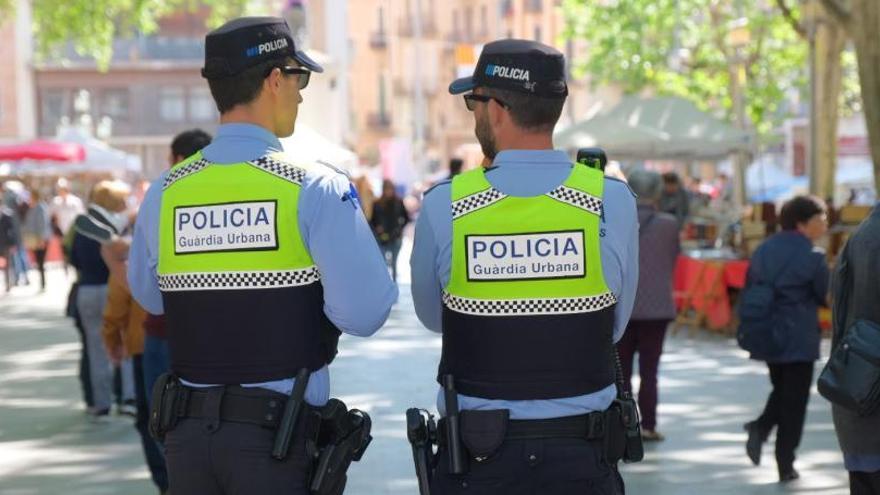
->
<box><xmin>258</xmin><ymin>38</ymin><xmax>289</xmax><ymax>55</ymax></box>
<box><xmin>491</xmin><ymin>65</ymin><xmax>531</xmax><ymax>81</ymax></box>
<box><xmin>174</xmin><ymin>201</ymin><xmax>277</xmax><ymax>253</ymax></box>
<box><xmin>467</xmin><ymin>231</ymin><xmax>586</xmax><ymax>280</ymax></box>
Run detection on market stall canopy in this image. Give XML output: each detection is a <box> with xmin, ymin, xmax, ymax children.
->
<box><xmin>0</xmin><ymin>140</ymin><xmax>85</xmax><ymax>162</ymax></box>
<box><xmin>55</xmin><ymin>127</ymin><xmax>141</xmax><ymax>174</ymax></box>
<box><xmin>555</xmin><ymin>96</ymin><xmax>753</xmax><ymax>161</ymax></box>
<box><xmin>279</xmin><ymin>125</ymin><xmax>358</xmax><ymax>171</ymax></box>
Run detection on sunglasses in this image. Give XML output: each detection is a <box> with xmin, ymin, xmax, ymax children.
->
<box><xmin>265</xmin><ymin>65</ymin><xmax>312</xmax><ymax>90</ymax></box>
<box><xmin>463</xmin><ymin>93</ymin><xmax>509</xmax><ymax>111</ymax></box>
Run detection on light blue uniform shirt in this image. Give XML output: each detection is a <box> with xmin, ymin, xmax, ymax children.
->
<box><xmin>410</xmin><ymin>149</ymin><xmax>639</xmax><ymax>420</ymax></box>
<box><xmin>128</xmin><ymin>123</ymin><xmax>398</xmax><ymax>405</ymax></box>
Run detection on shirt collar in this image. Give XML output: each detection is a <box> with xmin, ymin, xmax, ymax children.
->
<box><xmin>491</xmin><ymin>149</ymin><xmax>571</xmax><ymax>168</ymax></box>
<box><xmin>214</xmin><ymin>123</ymin><xmax>283</xmax><ymax>151</ymax></box>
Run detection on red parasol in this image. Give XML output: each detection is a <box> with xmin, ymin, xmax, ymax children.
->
<box><xmin>0</xmin><ymin>140</ymin><xmax>86</xmax><ymax>162</ymax></box>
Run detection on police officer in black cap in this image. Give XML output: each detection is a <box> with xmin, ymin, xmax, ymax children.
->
<box><xmin>130</xmin><ymin>16</ymin><xmax>395</xmax><ymax>495</ymax></box>
<box><xmin>407</xmin><ymin>39</ymin><xmax>639</xmax><ymax>494</ymax></box>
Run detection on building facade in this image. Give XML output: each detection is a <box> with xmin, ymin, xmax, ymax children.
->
<box><xmin>32</xmin><ymin>9</ymin><xmax>217</xmax><ymax>179</ymax></box>
<box><xmin>308</xmin><ymin>0</ymin><xmax>614</xmax><ymax>174</ymax></box>
<box><xmin>0</xmin><ymin>1</ymin><xmax>36</xmax><ymax>143</ymax></box>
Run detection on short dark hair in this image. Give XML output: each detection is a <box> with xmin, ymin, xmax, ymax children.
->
<box><xmin>171</xmin><ymin>129</ymin><xmax>213</xmax><ymax>159</ymax></box>
<box><xmin>483</xmin><ymin>88</ymin><xmax>565</xmax><ymax>133</ymax></box>
<box><xmin>449</xmin><ymin>158</ymin><xmax>463</xmax><ymax>175</ymax></box>
<box><xmin>207</xmin><ymin>59</ymin><xmax>280</xmax><ymax>114</ymax></box>
<box><xmin>779</xmin><ymin>195</ymin><xmax>826</xmax><ymax>230</ymax></box>
<box><xmin>662</xmin><ymin>172</ymin><xmax>681</xmax><ymax>185</ymax></box>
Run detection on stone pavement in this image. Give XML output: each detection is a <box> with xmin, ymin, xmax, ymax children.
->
<box><xmin>0</xmin><ymin>265</ymin><xmax>850</xmax><ymax>494</ymax></box>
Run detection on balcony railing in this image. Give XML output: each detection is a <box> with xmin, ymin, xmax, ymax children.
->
<box><xmin>367</xmin><ymin>112</ymin><xmax>391</xmax><ymax>129</ymax></box>
<box><xmin>398</xmin><ymin>17</ymin><xmax>438</xmax><ymax>37</ymax></box>
<box><xmin>369</xmin><ymin>31</ymin><xmax>388</xmax><ymax>49</ymax></box>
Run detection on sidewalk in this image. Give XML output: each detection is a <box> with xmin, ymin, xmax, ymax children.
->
<box><xmin>0</xmin><ymin>267</ymin><xmax>849</xmax><ymax>494</ymax></box>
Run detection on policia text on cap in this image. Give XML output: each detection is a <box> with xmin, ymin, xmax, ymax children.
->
<box><xmin>407</xmin><ymin>39</ymin><xmax>643</xmax><ymax>494</ymax></box>
<box><xmin>127</xmin><ymin>17</ymin><xmax>397</xmax><ymax>495</ymax></box>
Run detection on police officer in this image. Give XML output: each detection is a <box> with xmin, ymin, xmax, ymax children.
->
<box><xmin>128</xmin><ymin>17</ymin><xmax>397</xmax><ymax>494</ymax></box>
<box><xmin>409</xmin><ymin>39</ymin><xmax>639</xmax><ymax>494</ymax></box>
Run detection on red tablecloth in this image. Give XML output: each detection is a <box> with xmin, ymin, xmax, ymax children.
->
<box><xmin>674</xmin><ymin>255</ymin><xmax>750</xmax><ymax>330</ymax></box>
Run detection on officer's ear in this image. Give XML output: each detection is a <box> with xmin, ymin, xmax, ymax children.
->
<box><xmin>265</xmin><ymin>67</ymin><xmax>283</xmax><ymax>96</ymax></box>
<box><xmin>488</xmin><ymin>98</ymin><xmax>506</xmax><ymax>129</ymax></box>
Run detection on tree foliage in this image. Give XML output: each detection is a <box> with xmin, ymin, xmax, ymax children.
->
<box><xmin>562</xmin><ymin>0</ymin><xmax>810</xmax><ymax>139</ymax></box>
<box><xmin>8</xmin><ymin>0</ymin><xmax>250</xmax><ymax>70</ymax></box>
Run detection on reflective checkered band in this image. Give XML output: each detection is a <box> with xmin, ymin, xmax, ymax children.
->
<box><xmin>159</xmin><ymin>267</ymin><xmax>321</xmax><ymax>292</ymax></box>
<box><xmin>546</xmin><ymin>186</ymin><xmax>602</xmax><ymax>216</ymax></box>
<box><xmin>163</xmin><ymin>159</ymin><xmax>210</xmax><ymax>190</ymax></box>
<box><xmin>442</xmin><ymin>291</ymin><xmax>617</xmax><ymax>316</ymax></box>
<box><xmin>451</xmin><ymin>188</ymin><xmax>508</xmax><ymax>219</ymax></box>
<box><xmin>248</xmin><ymin>156</ymin><xmax>306</xmax><ymax>185</ymax></box>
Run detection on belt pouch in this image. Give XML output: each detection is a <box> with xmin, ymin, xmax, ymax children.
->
<box><xmin>460</xmin><ymin>409</ymin><xmax>509</xmax><ymax>460</ymax></box>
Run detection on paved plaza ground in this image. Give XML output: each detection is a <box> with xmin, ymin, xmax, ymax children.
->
<box><xmin>0</xmin><ymin>265</ymin><xmax>850</xmax><ymax>494</ymax></box>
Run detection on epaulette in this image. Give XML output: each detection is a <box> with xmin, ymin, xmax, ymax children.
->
<box><xmin>315</xmin><ymin>159</ymin><xmax>352</xmax><ymax>179</ymax></box>
<box><xmin>605</xmin><ymin>176</ymin><xmax>638</xmax><ymax>198</ymax></box>
<box><xmin>423</xmin><ymin>179</ymin><xmax>452</xmax><ymax>198</ymax></box>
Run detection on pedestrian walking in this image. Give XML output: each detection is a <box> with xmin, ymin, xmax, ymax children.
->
<box><xmin>741</xmin><ymin>195</ymin><xmax>829</xmax><ymax>482</ymax></box>
<box><xmin>371</xmin><ymin>179</ymin><xmax>409</xmax><ymax>282</ymax></box>
<box><xmin>70</xmin><ymin>180</ymin><xmax>132</xmax><ymax>417</ymax></box>
<box><xmin>828</xmin><ymin>203</ymin><xmax>880</xmax><ymax>494</ymax></box>
<box><xmin>101</xmin><ymin>239</ymin><xmax>168</xmax><ymax>493</ymax></box>
<box><xmin>22</xmin><ymin>189</ymin><xmax>53</xmax><ymax>291</ymax></box>
<box><xmin>617</xmin><ymin>169</ymin><xmax>680</xmax><ymax>442</ymax></box>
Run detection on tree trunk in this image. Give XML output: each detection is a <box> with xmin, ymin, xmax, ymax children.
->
<box><xmin>850</xmin><ymin>0</ymin><xmax>880</xmax><ymax>193</ymax></box>
<box><xmin>813</xmin><ymin>7</ymin><xmax>847</xmax><ymax>201</ymax></box>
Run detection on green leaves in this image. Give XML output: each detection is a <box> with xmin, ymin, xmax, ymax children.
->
<box><xmin>23</xmin><ymin>0</ymin><xmax>249</xmax><ymax>71</ymax></box>
<box><xmin>562</xmin><ymin>0</ymin><xmax>808</xmax><ymax>140</ymax></box>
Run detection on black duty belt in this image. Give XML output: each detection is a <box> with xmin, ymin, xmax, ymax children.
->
<box><xmin>440</xmin><ymin>411</ymin><xmax>608</xmax><ymax>443</ymax></box>
<box><xmin>180</xmin><ymin>385</ymin><xmax>305</xmax><ymax>430</ymax></box>
<box><xmin>507</xmin><ymin>411</ymin><xmax>608</xmax><ymax>440</ymax></box>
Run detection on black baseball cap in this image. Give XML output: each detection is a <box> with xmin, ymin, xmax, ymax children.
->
<box><xmin>201</xmin><ymin>17</ymin><xmax>323</xmax><ymax>80</ymax></box>
<box><xmin>449</xmin><ymin>39</ymin><xmax>568</xmax><ymax>98</ymax></box>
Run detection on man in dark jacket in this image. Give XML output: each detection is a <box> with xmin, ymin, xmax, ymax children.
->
<box><xmin>831</xmin><ymin>205</ymin><xmax>880</xmax><ymax>494</ymax></box>
<box><xmin>743</xmin><ymin>196</ymin><xmax>829</xmax><ymax>482</ymax></box>
<box><xmin>0</xmin><ymin>201</ymin><xmax>19</xmax><ymax>292</ymax></box>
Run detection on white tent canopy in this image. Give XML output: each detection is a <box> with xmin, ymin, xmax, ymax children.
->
<box><xmin>279</xmin><ymin>125</ymin><xmax>358</xmax><ymax>171</ymax></box>
<box><xmin>555</xmin><ymin>96</ymin><xmax>753</xmax><ymax>161</ymax></box>
<box><xmin>54</xmin><ymin>126</ymin><xmax>141</xmax><ymax>174</ymax></box>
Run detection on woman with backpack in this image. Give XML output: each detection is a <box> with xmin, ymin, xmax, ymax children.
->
<box><xmin>740</xmin><ymin>195</ymin><xmax>829</xmax><ymax>482</ymax></box>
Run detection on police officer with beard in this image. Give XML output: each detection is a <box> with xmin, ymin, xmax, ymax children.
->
<box><xmin>128</xmin><ymin>17</ymin><xmax>396</xmax><ymax>494</ymax></box>
<box><xmin>409</xmin><ymin>39</ymin><xmax>639</xmax><ymax>494</ymax></box>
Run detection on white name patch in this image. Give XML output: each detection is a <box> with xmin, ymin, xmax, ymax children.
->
<box><xmin>174</xmin><ymin>201</ymin><xmax>277</xmax><ymax>254</ymax></box>
<box><xmin>466</xmin><ymin>231</ymin><xmax>586</xmax><ymax>281</ymax></box>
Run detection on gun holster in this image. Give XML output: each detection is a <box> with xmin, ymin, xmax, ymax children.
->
<box><xmin>308</xmin><ymin>399</ymin><xmax>373</xmax><ymax>495</ymax></box>
<box><xmin>148</xmin><ymin>373</ymin><xmax>186</xmax><ymax>443</ymax></box>
<box><xmin>605</xmin><ymin>397</ymin><xmax>644</xmax><ymax>464</ymax></box>
<box><xmin>406</xmin><ymin>408</ymin><xmax>438</xmax><ymax>495</ymax></box>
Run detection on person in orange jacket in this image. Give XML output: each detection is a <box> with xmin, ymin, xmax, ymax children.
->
<box><xmin>101</xmin><ymin>240</ymin><xmax>169</xmax><ymax>494</ymax></box>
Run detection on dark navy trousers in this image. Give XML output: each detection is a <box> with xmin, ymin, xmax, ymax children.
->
<box><xmin>431</xmin><ymin>437</ymin><xmax>625</xmax><ymax>495</ymax></box>
<box><xmin>165</xmin><ymin>417</ymin><xmax>312</xmax><ymax>494</ymax></box>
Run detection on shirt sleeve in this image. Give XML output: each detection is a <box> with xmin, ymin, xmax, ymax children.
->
<box><xmin>410</xmin><ymin>196</ymin><xmax>444</xmax><ymax>332</ymax></box>
<box><xmin>299</xmin><ymin>170</ymin><xmax>397</xmax><ymax>337</ymax></box>
<box><xmin>609</xmin><ymin>185</ymin><xmax>639</xmax><ymax>343</ymax></box>
<box><xmin>812</xmin><ymin>252</ymin><xmax>830</xmax><ymax>306</ymax></box>
<box><xmin>127</xmin><ymin>177</ymin><xmax>164</xmax><ymax>315</ymax></box>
